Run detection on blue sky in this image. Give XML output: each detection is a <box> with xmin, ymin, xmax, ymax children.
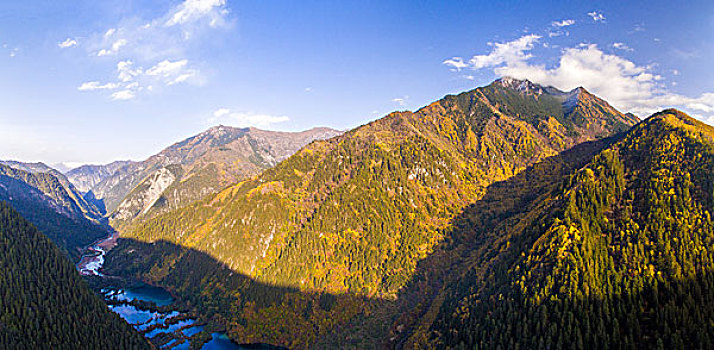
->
<box><xmin>0</xmin><ymin>0</ymin><xmax>712</xmax><ymax>166</ymax></box>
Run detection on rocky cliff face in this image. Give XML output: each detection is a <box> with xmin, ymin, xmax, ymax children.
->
<box><xmin>66</xmin><ymin>160</ymin><xmax>134</xmax><ymax>194</ymax></box>
<box><xmin>67</xmin><ymin>126</ymin><xmax>342</xmax><ymax>225</ymax></box>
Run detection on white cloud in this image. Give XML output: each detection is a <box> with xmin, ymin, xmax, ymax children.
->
<box><xmin>111</xmin><ymin>90</ymin><xmax>136</xmax><ymax>100</ymax></box>
<box><xmin>58</xmin><ymin>38</ymin><xmax>77</xmax><ymax>48</ymax></box>
<box><xmin>146</xmin><ymin>59</ymin><xmax>187</xmax><ymax>76</ymax></box>
<box><xmin>587</xmin><ymin>11</ymin><xmax>606</xmax><ymax>22</ymax></box>
<box><xmin>612</xmin><ymin>42</ymin><xmax>634</xmax><ymax>52</ymax></box>
<box><xmin>165</xmin><ymin>0</ymin><xmax>228</xmax><ymax>27</ymax></box>
<box><xmin>77</xmin><ymin>81</ymin><xmax>119</xmax><ymax>91</ymax></box>
<box><xmin>104</xmin><ymin>28</ymin><xmax>116</xmax><ymax>38</ymax></box>
<box><xmin>145</xmin><ymin>59</ymin><xmax>199</xmax><ymax>85</ymax></box>
<box><xmin>442</xmin><ymin>34</ymin><xmax>714</xmax><ymax>123</ymax></box>
<box><xmin>74</xmin><ymin>0</ymin><xmax>230</xmax><ymax>100</ymax></box>
<box><xmin>78</xmin><ymin>58</ymin><xmax>200</xmax><ymax>100</ymax></box>
<box><xmin>89</xmin><ymin>0</ymin><xmax>230</xmax><ymax>60</ymax></box>
<box><xmin>97</xmin><ymin>39</ymin><xmax>127</xmax><ymax>56</ymax></box>
<box><xmin>209</xmin><ymin>108</ymin><xmax>289</xmax><ymax>129</ymax></box>
<box><xmin>443</xmin><ymin>57</ymin><xmax>468</xmax><ymax>71</ymax></box>
<box><xmin>392</xmin><ymin>96</ymin><xmax>409</xmax><ymax>107</ymax></box>
<box><xmin>470</xmin><ymin>34</ymin><xmax>541</xmax><ymax>69</ymax></box>
<box><xmin>552</xmin><ymin>19</ymin><xmax>575</xmax><ymax>27</ymax></box>
<box><xmin>117</xmin><ymin>60</ymin><xmax>143</xmax><ymax>82</ymax></box>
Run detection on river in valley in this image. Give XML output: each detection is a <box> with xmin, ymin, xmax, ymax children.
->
<box><xmin>76</xmin><ymin>232</ymin><xmax>247</xmax><ymax>350</ymax></box>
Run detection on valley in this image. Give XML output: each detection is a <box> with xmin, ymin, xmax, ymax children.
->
<box><xmin>2</xmin><ymin>79</ymin><xmax>712</xmax><ymax>349</ymax></box>
<box><xmin>2</xmin><ymin>2</ymin><xmax>711</xmax><ymax>349</ymax></box>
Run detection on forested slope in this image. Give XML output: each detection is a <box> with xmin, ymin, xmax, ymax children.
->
<box><xmin>0</xmin><ymin>164</ymin><xmax>110</xmax><ymax>261</ymax></box>
<box><xmin>105</xmin><ymin>78</ymin><xmax>637</xmax><ymax>348</ymax></box>
<box><xmin>424</xmin><ymin>109</ymin><xmax>714</xmax><ymax>349</ymax></box>
<box><xmin>0</xmin><ymin>201</ymin><xmax>150</xmax><ymax>349</ymax></box>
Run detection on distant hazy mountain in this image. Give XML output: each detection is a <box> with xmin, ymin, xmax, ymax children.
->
<box><xmin>0</xmin><ymin>161</ymin><xmax>103</xmax><ymax>221</ymax></box>
<box><xmin>0</xmin><ymin>163</ymin><xmax>110</xmax><ymax>260</ymax></box>
<box><xmin>105</xmin><ymin>78</ymin><xmax>639</xmax><ymax>348</ymax></box>
<box><xmin>66</xmin><ymin>160</ymin><xmax>135</xmax><ymax>194</ymax></box>
<box><xmin>71</xmin><ymin>126</ymin><xmax>342</xmax><ymax>225</ymax></box>
<box><xmin>50</xmin><ymin>162</ymin><xmax>73</xmax><ymax>173</ymax></box>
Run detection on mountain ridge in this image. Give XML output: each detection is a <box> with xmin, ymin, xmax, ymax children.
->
<box><xmin>66</xmin><ymin>125</ymin><xmax>342</xmax><ymax>225</ymax></box>
<box><xmin>0</xmin><ymin>163</ymin><xmax>110</xmax><ymax>260</ymax></box>
<box><xmin>105</xmin><ymin>78</ymin><xmax>638</xmax><ymax>348</ymax></box>
<box><xmin>420</xmin><ymin>108</ymin><xmax>714</xmax><ymax>348</ymax></box>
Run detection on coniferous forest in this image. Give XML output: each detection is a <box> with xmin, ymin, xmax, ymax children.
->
<box><xmin>425</xmin><ymin>110</ymin><xmax>714</xmax><ymax>349</ymax></box>
<box><xmin>0</xmin><ymin>201</ymin><xmax>150</xmax><ymax>349</ymax></box>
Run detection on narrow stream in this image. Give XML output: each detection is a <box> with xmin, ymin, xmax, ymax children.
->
<box><xmin>77</xmin><ymin>232</ymin><xmax>245</xmax><ymax>349</ymax></box>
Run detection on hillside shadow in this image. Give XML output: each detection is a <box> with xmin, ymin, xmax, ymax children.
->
<box><xmin>83</xmin><ymin>190</ymin><xmax>107</xmax><ymax>215</ymax></box>
<box><xmin>103</xmin><ymin>238</ymin><xmax>383</xmax><ymax>349</ymax></box>
<box><xmin>0</xmin><ymin>175</ymin><xmax>110</xmax><ymax>261</ymax></box>
<box><xmin>377</xmin><ymin>136</ymin><xmax>624</xmax><ymax>348</ymax></box>
<box><xmin>104</xmin><ymin>135</ymin><xmax>631</xmax><ymax>349</ymax></box>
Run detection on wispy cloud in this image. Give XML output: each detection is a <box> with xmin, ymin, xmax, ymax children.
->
<box><xmin>58</xmin><ymin>38</ymin><xmax>77</xmax><ymax>48</ymax></box>
<box><xmin>392</xmin><ymin>96</ymin><xmax>409</xmax><ymax>107</ymax></box>
<box><xmin>442</xmin><ymin>34</ymin><xmax>714</xmax><ymax>123</ymax></box>
<box><xmin>76</xmin><ymin>0</ymin><xmax>230</xmax><ymax>100</ymax></box>
<box><xmin>444</xmin><ymin>34</ymin><xmax>540</xmax><ymax>72</ymax></box>
<box><xmin>208</xmin><ymin>108</ymin><xmax>289</xmax><ymax>129</ymax></box>
<box><xmin>612</xmin><ymin>42</ymin><xmax>634</xmax><ymax>52</ymax></box>
<box><xmin>97</xmin><ymin>38</ymin><xmax>127</xmax><ymax>56</ymax></box>
<box><xmin>77</xmin><ymin>81</ymin><xmax>119</xmax><ymax>91</ymax></box>
<box><xmin>552</xmin><ymin>19</ymin><xmax>575</xmax><ymax>27</ymax></box>
<box><xmin>587</xmin><ymin>11</ymin><xmax>606</xmax><ymax>22</ymax></box>
<box><xmin>443</xmin><ymin>57</ymin><xmax>468</xmax><ymax>71</ymax></box>
<box><xmin>78</xmin><ymin>59</ymin><xmax>203</xmax><ymax>100</ymax></box>
<box><xmin>111</xmin><ymin>90</ymin><xmax>137</xmax><ymax>101</ymax></box>
<box><xmin>165</xmin><ymin>0</ymin><xmax>228</xmax><ymax>27</ymax></box>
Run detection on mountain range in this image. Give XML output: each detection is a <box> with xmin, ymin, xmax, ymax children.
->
<box><xmin>102</xmin><ymin>78</ymin><xmax>650</xmax><ymax>348</ymax></box>
<box><xmin>2</xmin><ymin>77</ymin><xmax>713</xmax><ymax>349</ymax></box>
<box><xmin>0</xmin><ymin>162</ymin><xmax>108</xmax><ymax>260</ymax></box>
<box><xmin>67</xmin><ymin>126</ymin><xmax>341</xmax><ymax>227</ymax></box>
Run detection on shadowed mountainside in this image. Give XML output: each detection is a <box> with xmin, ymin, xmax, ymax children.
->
<box><xmin>0</xmin><ymin>161</ymin><xmax>103</xmax><ymax>221</ymax></box>
<box><xmin>107</xmin><ymin>110</ymin><xmax>714</xmax><ymax>349</ymax></box>
<box><xmin>105</xmin><ymin>77</ymin><xmax>644</xmax><ymax>348</ymax></box>
<box><xmin>0</xmin><ymin>164</ymin><xmax>110</xmax><ymax>260</ymax></box>
<box><xmin>419</xmin><ymin>110</ymin><xmax>714</xmax><ymax>348</ymax></box>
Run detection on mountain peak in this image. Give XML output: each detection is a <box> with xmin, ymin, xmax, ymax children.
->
<box><xmin>493</xmin><ymin>76</ymin><xmax>592</xmax><ymax>99</ymax></box>
<box><xmin>645</xmin><ymin>108</ymin><xmax>714</xmax><ymax>139</ymax></box>
<box><xmin>494</xmin><ymin>76</ymin><xmax>543</xmax><ymax>93</ymax></box>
